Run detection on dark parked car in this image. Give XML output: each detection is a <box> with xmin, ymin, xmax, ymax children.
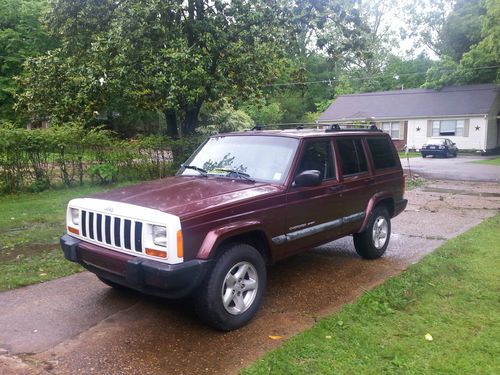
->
<box><xmin>61</xmin><ymin>126</ymin><xmax>407</xmax><ymax>330</ymax></box>
<box><xmin>421</xmin><ymin>138</ymin><xmax>458</xmax><ymax>158</ymax></box>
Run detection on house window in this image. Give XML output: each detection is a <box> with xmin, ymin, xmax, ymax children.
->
<box><xmin>432</xmin><ymin>120</ymin><xmax>464</xmax><ymax>136</ymax></box>
<box><xmin>381</xmin><ymin>122</ymin><xmax>400</xmax><ymax>139</ymax></box>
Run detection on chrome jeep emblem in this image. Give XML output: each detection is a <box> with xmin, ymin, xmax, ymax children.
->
<box><xmin>104</xmin><ymin>207</ymin><xmax>114</xmax><ymax>213</ymax></box>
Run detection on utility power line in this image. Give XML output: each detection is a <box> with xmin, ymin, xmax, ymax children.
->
<box><xmin>260</xmin><ymin>64</ymin><xmax>500</xmax><ymax>88</ymax></box>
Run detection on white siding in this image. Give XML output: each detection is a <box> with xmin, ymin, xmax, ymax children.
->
<box><xmin>407</xmin><ymin>117</ymin><xmax>487</xmax><ymax>151</ymax></box>
<box><xmin>486</xmin><ymin>95</ymin><xmax>500</xmax><ymax>149</ymax></box>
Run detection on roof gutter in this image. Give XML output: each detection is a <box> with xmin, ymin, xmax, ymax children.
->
<box><xmin>317</xmin><ymin>113</ymin><xmax>488</xmax><ymax>123</ymax></box>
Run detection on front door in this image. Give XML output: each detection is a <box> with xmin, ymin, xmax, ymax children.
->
<box><xmin>282</xmin><ymin>139</ymin><xmax>345</xmax><ymax>255</ymax></box>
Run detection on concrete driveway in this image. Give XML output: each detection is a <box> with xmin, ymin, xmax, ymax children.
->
<box><xmin>1</xmin><ymin>179</ymin><xmax>500</xmax><ymax>375</ymax></box>
<box><xmin>401</xmin><ymin>155</ymin><xmax>500</xmax><ymax>182</ymax></box>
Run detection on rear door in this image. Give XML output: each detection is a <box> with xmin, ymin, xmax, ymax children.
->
<box><xmin>333</xmin><ymin>136</ymin><xmax>375</xmax><ymax>234</ymax></box>
<box><xmin>365</xmin><ymin>135</ymin><xmax>404</xmax><ymax>205</ymax></box>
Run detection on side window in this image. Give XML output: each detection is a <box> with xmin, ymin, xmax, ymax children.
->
<box><xmin>296</xmin><ymin>140</ymin><xmax>335</xmax><ymax>180</ymax></box>
<box><xmin>336</xmin><ymin>138</ymin><xmax>368</xmax><ymax>176</ymax></box>
<box><xmin>367</xmin><ymin>137</ymin><xmax>397</xmax><ymax>170</ymax></box>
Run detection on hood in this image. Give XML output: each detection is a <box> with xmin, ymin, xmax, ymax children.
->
<box><xmin>91</xmin><ymin>176</ymin><xmax>282</xmax><ymax>219</ymax></box>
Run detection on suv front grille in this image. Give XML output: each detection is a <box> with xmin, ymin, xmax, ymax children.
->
<box><xmin>81</xmin><ymin>210</ymin><xmax>143</xmax><ymax>253</ymax></box>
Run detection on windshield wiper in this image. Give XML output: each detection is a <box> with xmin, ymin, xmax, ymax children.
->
<box><xmin>181</xmin><ymin>164</ymin><xmax>208</xmax><ymax>177</ymax></box>
<box><xmin>215</xmin><ymin>168</ymin><xmax>255</xmax><ymax>183</ymax></box>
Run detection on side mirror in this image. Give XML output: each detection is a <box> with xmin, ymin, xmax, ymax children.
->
<box><xmin>294</xmin><ymin>170</ymin><xmax>323</xmax><ymax>187</ymax></box>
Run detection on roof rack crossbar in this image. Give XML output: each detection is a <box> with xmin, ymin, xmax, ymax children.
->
<box><xmin>324</xmin><ymin>123</ymin><xmax>382</xmax><ymax>133</ymax></box>
<box><xmin>249</xmin><ymin>123</ymin><xmax>322</xmax><ymax>131</ymax></box>
<box><xmin>248</xmin><ymin>122</ymin><xmax>383</xmax><ymax>133</ymax></box>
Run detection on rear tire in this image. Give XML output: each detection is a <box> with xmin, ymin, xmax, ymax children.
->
<box><xmin>353</xmin><ymin>206</ymin><xmax>391</xmax><ymax>259</ymax></box>
<box><xmin>193</xmin><ymin>243</ymin><xmax>266</xmax><ymax>331</ymax></box>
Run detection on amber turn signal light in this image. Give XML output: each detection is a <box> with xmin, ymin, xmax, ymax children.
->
<box><xmin>145</xmin><ymin>248</ymin><xmax>167</xmax><ymax>258</ymax></box>
<box><xmin>68</xmin><ymin>226</ymin><xmax>79</xmax><ymax>235</ymax></box>
<box><xmin>177</xmin><ymin>230</ymin><xmax>183</xmax><ymax>258</ymax></box>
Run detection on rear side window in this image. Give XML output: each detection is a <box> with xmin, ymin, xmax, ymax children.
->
<box><xmin>336</xmin><ymin>138</ymin><xmax>368</xmax><ymax>176</ymax></box>
<box><xmin>367</xmin><ymin>137</ymin><xmax>397</xmax><ymax>169</ymax></box>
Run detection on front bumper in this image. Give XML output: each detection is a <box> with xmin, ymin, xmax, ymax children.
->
<box><xmin>60</xmin><ymin>234</ymin><xmax>212</xmax><ymax>298</ymax></box>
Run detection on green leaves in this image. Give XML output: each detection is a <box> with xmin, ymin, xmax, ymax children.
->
<box><xmin>0</xmin><ymin>0</ymin><xmax>56</xmax><ymax>124</ymax></box>
<box><xmin>408</xmin><ymin>0</ymin><xmax>499</xmax><ymax>87</ymax></box>
<box><xmin>0</xmin><ymin>125</ymin><xmax>193</xmax><ymax>194</ymax></box>
<box><xmin>16</xmin><ymin>0</ymin><xmax>297</xmax><ymax>134</ymax></box>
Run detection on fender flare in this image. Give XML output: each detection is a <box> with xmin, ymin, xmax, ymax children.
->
<box><xmin>196</xmin><ymin>220</ymin><xmax>269</xmax><ymax>259</ymax></box>
<box><xmin>358</xmin><ymin>193</ymin><xmax>394</xmax><ymax>233</ymax></box>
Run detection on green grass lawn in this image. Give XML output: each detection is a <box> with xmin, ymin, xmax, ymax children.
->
<box><xmin>406</xmin><ymin>176</ymin><xmax>425</xmax><ymax>190</ymax></box>
<box><xmin>243</xmin><ymin>214</ymin><xmax>500</xmax><ymax>375</ymax></box>
<box><xmin>399</xmin><ymin>151</ymin><xmax>421</xmax><ymax>159</ymax></box>
<box><xmin>0</xmin><ymin>183</ymin><xmax>133</xmax><ymax>291</ymax></box>
<box><xmin>473</xmin><ymin>157</ymin><xmax>500</xmax><ymax>166</ymax></box>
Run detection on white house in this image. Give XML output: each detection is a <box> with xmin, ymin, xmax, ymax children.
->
<box><xmin>318</xmin><ymin>84</ymin><xmax>500</xmax><ymax>153</ymax></box>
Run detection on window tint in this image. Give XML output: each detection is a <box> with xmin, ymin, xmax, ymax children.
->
<box><xmin>336</xmin><ymin>138</ymin><xmax>368</xmax><ymax>176</ymax></box>
<box><xmin>367</xmin><ymin>137</ymin><xmax>397</xmax><ymax>169</ymax></box>
<box><xmin>296</xmin><ymin>140</ymin><xmax>335</xmax><ymax>180</ymax></box>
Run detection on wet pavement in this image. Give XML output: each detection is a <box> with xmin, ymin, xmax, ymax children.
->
<box><xmin>1</xmin><ymin>179</ymin><xmax>500</xmax><ymax>375</ymax></box>
<box><xmin>401</xmin><ymin>155</ymin><xmax>500</xmax><ymax>182</ymax></box>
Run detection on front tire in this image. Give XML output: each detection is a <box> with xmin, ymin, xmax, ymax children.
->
<box><xmin>353</xmin><ymin>206</ymin><xmax>391</xmax><ymax>259</ymax></box>
<box><xmin>193</xmin><ymin>243</ymin><xmax>266</xmax><ymax>331</ymax></box>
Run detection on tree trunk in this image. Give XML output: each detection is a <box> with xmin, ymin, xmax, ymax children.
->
<box><xmin>164</xmin><ymin>108</ymin><xmax>178</xmax><ymax>138</ymax></box>
<box><xmin>182</xmin><ymin>100</ymin><xmax>203</xmax><ymax>135</ymax></box>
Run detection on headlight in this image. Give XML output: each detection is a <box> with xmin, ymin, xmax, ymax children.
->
<box><xmin>152</xmin><ymin>225</ymin><xmax>167</xmax><ymax>247</ymax></box>
<box><xmin>70</xmin><ymin>208</ymin><xmax>80</xmax><ymax>225</ymax></box>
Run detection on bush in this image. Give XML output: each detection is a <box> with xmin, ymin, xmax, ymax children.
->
<box><xmin>88</xmin><ymin>164</ymin><xmax>118</xmax><ymax>184</ymax></box>
<box><xmin>0</xmin><ymin>124</ymin><xmax>180</xmax><ymax>194</ymax></box>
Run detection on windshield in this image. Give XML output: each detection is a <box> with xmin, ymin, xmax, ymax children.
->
<box><xmin>179</xmin><ymin>135</ymin><xmax>299</xmax><ymax>183</ymax></box>
<box><xmin>426</xmin><ymin>138</ymin><xmax>446</xmax><ymax>145</ymax></box>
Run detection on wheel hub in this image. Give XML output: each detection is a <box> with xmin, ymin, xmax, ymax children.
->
<box><xmin>372</xmin><ymin>216</ymin><xmax>388</xmax><ymax>249</ymax></box>
<box><xmin>222</xmin><ymin>261</ymin><xmax>258</xmax><ymax>315</ymax></box>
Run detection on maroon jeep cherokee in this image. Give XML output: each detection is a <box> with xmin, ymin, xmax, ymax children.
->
<box><xmin>61</xmin><ymin>127</ymin><xmax>407</xmax><ymax>330</ymax></box>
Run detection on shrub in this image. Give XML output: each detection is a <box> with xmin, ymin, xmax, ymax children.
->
<box><xmin>88</xmin><ymin>163</ymin><xmax>118</xmax><ymax>184</ymax></box>
<box><xmin>0</xmin><ymin>125</ymin><xmax>178</xmax><ymax>194</ymax></box>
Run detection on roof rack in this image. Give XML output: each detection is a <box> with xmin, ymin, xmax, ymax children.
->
<box><xmin>250</xmin><ymin>123</ymin><xmax>321</xmax><ymax>131</ymax></box>
<box><xmin>324</xmin><ymin>123</ymin><xmax>382</xmax><ymax>132</ymax></box>
<box><xmin>249</xmin><ymin>122</ymin><xmax>382</xmax><ymax>133</ymax></box>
